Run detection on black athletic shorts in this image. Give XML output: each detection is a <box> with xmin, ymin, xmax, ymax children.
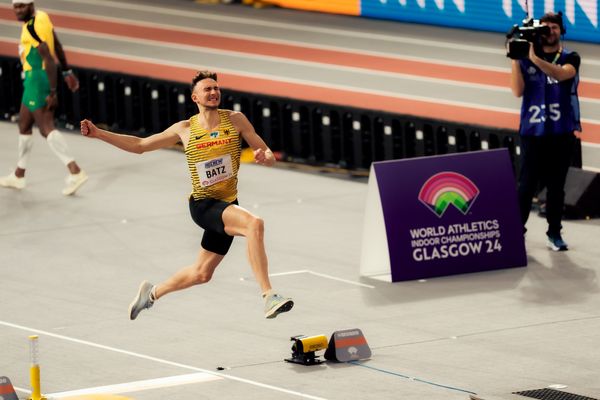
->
<box><xmin>188</xmin><ymin>197</ymin><xmax>238</xmax><ymax>255</ymax></box>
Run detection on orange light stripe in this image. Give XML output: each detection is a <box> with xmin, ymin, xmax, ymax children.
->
<box><xmin>1</xmin><ymin>7</ymin><xmax>599</xmax><ymax>99</ymax></box>
<box><xmin>0</xmin><ymin>41</ymin><xmax>598</xmax><ymax>144</ymax></box>
<box><xmin>259</xmin><ymin>0</ymin><xmax>360</xmax><ymax>15</ymax></box>
<box><xmin>335</xmin><ymin>336</ymin><xmax>367</xmax><ymax>348</ymax></box>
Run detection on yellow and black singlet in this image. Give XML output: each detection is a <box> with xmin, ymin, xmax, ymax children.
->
<box><xmin>186</xmin><ymin>110</ymin><xmax>242</xmax><ymax>202</ymax></box>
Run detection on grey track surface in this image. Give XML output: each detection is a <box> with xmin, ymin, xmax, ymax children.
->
<box><xmin>1</xmin><ymin>2</ymin><xmax>600</xmax><ymax>399</ymax></box>
<box><xmin>1</xmin><ymin>119</ymin><xmax>599</xmax><ymax>400</ymax></box>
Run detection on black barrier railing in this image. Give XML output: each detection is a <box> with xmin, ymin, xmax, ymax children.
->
<box><xmin>1</xmin><ymin>55</ymin><xmax>523</xmax><ymax>174</ymax></box>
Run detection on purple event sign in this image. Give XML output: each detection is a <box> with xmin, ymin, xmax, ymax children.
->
<box><xmin>373</xmin><ymin>149</ymin><xmax>526</xmax><ymax>282</ymax></box>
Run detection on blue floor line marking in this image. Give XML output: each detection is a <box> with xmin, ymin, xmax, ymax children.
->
<box><xmin>349</xmin><ymin>361</ymin><xmax>476</xmax><ymax>395</ymax></box>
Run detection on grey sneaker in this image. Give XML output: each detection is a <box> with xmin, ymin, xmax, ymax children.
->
<box><xmin>264</xmin><ymin>293</ymin><xmax>293</xmax><ymax>319</ymax></box>
<box><xmin>128</xmin><ymin>281</ymin><xmax>154</xmax><ymax>320</ymax></box>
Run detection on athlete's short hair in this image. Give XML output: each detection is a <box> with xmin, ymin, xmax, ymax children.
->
<box><xmin>192</xmin><ymin>70</ymin><xmax>217</xmax><ymax>90</ymax></box>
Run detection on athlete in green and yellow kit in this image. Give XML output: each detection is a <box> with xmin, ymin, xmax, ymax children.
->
<box><xmin>0</xmin><ymin>0</ymin><xmax>88</xmax><ymax>195</ymax></box>
<box><xmin>80</xmin><ymin>71</ymin><xmax>294</xmax><ymax>321</ymax></box>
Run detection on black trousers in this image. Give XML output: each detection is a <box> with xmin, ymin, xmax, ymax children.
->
<box><xmin>518</xmin><ymin>133</ymin><xmax>575</xmax><ymax>236</ymax></box>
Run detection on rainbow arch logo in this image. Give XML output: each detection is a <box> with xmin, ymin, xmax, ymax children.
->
<box><xmin>418</xmin><ymin>171</ymin><xmax>480</xmax><ymax>217</ymax></box>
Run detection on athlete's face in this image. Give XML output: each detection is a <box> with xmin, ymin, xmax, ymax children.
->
<box><xmin>541</xmin><ymin>22</ymin><xmax>561</xmax><ymax>47</ymax></box>
<box><xmin>13</xmin><ymin>3</ymin><xmax>34</xmax><ymax>22</ymax></box>
<box><xmin>192</xmin><ymin>78</ymin><xmax>220</xmax><ymax>110</ymax></box>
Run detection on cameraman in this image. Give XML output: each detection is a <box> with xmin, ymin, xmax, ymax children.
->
<box><xmin>509</xmin><ymin>12</ymin><xmax>581</xmax><ymax>251</ymax></box>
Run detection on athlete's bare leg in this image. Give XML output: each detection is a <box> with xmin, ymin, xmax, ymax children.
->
<box><xmin>222</xmin><ymin>205</ymin><xmax>272</xmax><ymax>293</ymax></box>
<box><xmin>154</xmin><ymin>249</ymin><xmax>224</xmax><ymax>299</ymax></box>
<box><xmin>128</xmin><ymin>195</ymin><xmax>290</xmax><ymax>319</ymax></box>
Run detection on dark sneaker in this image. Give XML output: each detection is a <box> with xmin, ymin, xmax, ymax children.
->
<box><xmin>128</xmin><ymin>281</ymin><xmax>154</xmax><ymax>320</ymax></box>
<box><xmin>547</xmin><ymin>234</ymin><xmax>568</xmax><ymax>251</ymax></box>
<box><xmin>264</xmin><ymin>294</ymin><xmax>293</xmax><ymax>319</ymax></box>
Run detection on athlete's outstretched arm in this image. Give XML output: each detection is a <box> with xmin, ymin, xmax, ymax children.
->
<box><xmin>80</xmin><ymin>119</ymin><xmax>182</xmax><ymax>154</ymax></box>
<box><xmin>230</xmin><ymin>111</ymin><xmax>276</xmax><ymax>166</ymax></box>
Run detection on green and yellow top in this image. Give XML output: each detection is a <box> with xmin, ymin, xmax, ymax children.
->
<box><xmin>19</xmin><ymin>10</ymin><xmax>55</xmax><ymax>72</ymax></box>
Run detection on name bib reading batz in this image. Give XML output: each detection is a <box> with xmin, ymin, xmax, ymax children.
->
<box><xmin>197</xmin><ymin>154</ymin><xmax>233</xmax><ymax>187</ymax></box>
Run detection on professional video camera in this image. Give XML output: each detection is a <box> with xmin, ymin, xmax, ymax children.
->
<box><xmin>505</xmin><ymin>17</ymin><xmax>550</xmax><ymax>59</ymax></box>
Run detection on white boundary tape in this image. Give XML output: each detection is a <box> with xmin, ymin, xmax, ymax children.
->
<box><xmin>47</xmin><ymin>373</ymin><xmax>220</xmax><ymax>398</ymax></box>
<box><xmin>266</xmin><ymin>269</ymin><xmax>376</xmax><ymax>289</ymax></box>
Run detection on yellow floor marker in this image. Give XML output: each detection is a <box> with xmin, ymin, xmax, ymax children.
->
<box><xmin>28</xmin><ymin>335</ymin><xmax>46</xmax><ymax>400</ymax></box>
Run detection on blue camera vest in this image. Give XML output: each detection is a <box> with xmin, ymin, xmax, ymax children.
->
<box><xmin>518</xmin><ymin>48</ymin><xmax>581</xmax><ymax>136</ymax></box>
